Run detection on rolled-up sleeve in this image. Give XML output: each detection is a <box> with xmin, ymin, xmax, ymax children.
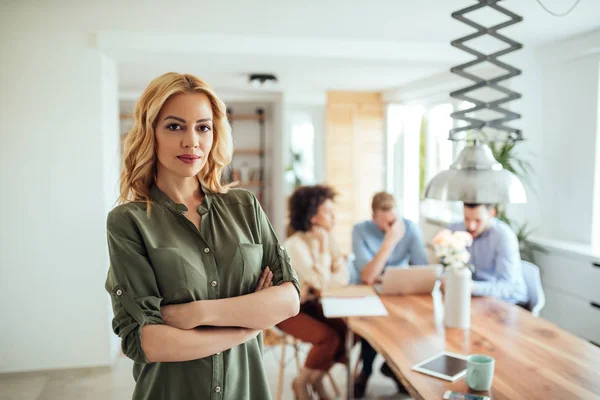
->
<box><xmin>104</xmin><ymin>208</ymin><xmax>164</xmax><ymax>364</ymax></box>
<box><xmin>253</xmin><ymin>195</ymin><xmax>301</xmax><ymax>298</ymax></box>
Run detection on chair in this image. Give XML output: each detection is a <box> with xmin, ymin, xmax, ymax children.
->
<box><xmin>262</xmin><ymin>328</ymin><xmax>341</xmax><ymax>400</ymax></box>
<box><xmin>521</xmin><ymin>260</ymin><xmax>546</xmax><ymax>317</ymax></box>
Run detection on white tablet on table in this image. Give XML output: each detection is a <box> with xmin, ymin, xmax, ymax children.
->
<box><xmin>411</xmin><ymin>351</ymin><xmax>468</xmax><ymax>382</ymax></box>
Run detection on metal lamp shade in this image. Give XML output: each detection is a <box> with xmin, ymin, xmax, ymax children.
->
<box><xmin>424</xmin><ymin>142</ymin><xmax>527</xmax><ymax>204</ymax></box>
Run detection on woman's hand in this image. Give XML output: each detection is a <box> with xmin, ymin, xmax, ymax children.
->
<box><xmin>383</xmin><ymin>219</ymin><xmax>405</xmax><ymax>247</ymax></box>
<box><xmin>311</xmin><ymin>225</ymin><xmax>329</xmax><ymax>254</ymax></box>
<box><xmin>254</xmin><ymin>266</ymin><xmax>273</xmax><ymax>292</ymax></box>
<box><xmin>161</xmin><ymin>302</ymin><xmax>198</xmax><ymax>330</ymax></box>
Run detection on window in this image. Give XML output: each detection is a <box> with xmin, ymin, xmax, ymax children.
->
<box><xmin>423</xmin><ymin>103</ymin><xmax>455</xmax><ymax>193</ymax></box>
<box><xmin>386</xmin><ymin>104</ymin><xmax>424</xmax><ymax>222</ymax></box>
<box><xmin>387</xmin><ymin>102</ymin><xmax>463</xmax><ymax>224</ymax></box>
<box><xmin>420</xmin><ymin>103</ymin><xmax>464</xmax><ymax>222</ymax></box>
<box><xmin>286</xmin><ymin>113</ymin><xmax>315</xmax><ymax>191</ymax></box>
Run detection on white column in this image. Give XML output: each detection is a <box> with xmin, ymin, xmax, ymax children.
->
<box><xmin>0</xmin><ymin>33</ymin><xmax>119</xmax><ymax>372</ymax></box>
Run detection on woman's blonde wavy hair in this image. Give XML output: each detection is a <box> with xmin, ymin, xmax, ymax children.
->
<box><xmin>118</xmin><ymin>72</ymin><xmax>233</xmax><ymax>206</ymax></box>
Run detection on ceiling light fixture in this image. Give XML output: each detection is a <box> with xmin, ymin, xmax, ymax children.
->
<box><xmin>248</xmin><ymin>73</ymin><xmax>278</xmax><ymax>88</ymax></box>
<box><xmin>424</xmin><ymin>0</ymin><xmax>527</xmax><ymax>204</ymax></box>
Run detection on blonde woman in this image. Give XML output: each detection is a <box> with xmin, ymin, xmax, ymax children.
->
<box><xmin>277</xmin><ymin>185</ymin><xmax>349</xmax><ymax>400</ymax></box>
<box><xmin>105</xmin><ymin>72</ymin><xmax>300</xmax><ymax>399</ymax></box>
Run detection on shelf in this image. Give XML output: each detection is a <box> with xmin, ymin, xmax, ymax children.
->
<box><xmin>234</xmin><ymin>148</ymin><xmax>264</xmax><ymax>156</ymax></box>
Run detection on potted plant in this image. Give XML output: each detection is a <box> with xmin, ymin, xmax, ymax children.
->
<box><xmin>488</xmin><ymin>141</ymin><xmax>547</xmax><ymax>262</ymax></box>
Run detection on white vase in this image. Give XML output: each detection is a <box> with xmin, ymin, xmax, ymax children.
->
<box><xmin>444</xmin><ymin>267</ymin><xmax>472</xmax><ymax>329</ymax></box>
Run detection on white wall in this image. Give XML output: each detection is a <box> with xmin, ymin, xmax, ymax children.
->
<box><xmin>513</xmin><ymin>30</ymin><xmax>600</xmax><ymax>246</ymax></box>
<box><xmin>101</xmin><ymin>55</ymin><xmax>122</xmax><ymax>363</ymax></box>
<box><xmin>594</xmin><ymin>64</ymin><xmax>600</xmax><ymax>250</ymax></box>
<box><xmin>0</xmin><ymin>32</ymin><xmax>119</xmax><ymax>372</ymax></box>
<box><xmin>537</xmin><ymin>56</ymin><xmax>599</xmax><ymax>243</ymax></box>
<box><xmin>476</xmin><ymin>42</ymin><xmax>600</xmax><ymax>246</ymax></box>
<box><xmin>272</xmin><ymin>94</ymin><xmax>287</xmax><ymax>239</ymax></box>
<box><xmin>386</xmin><ymin>29</ymin><xmax>600</xmax><ymax>248</ymax></box>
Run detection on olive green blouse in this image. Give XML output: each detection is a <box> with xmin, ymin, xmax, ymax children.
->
<box><xmin>105</xmin><ymin>185</ymin><xmax>300</xmax><ymax>400</ymax></box>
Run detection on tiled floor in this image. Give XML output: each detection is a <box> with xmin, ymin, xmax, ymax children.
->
<box><xmin>0</xmin><ymin>343</ymin><xmax>410</xmax><ymax>400</ymax></box>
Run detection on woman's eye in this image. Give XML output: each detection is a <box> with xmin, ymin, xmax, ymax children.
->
<box><xmin>198</xmin><ymin>125</ymin><xmax>212</xmax><ymax>132</ymax></box>
<box><xmin>166</xmin><ymin>123</ymin><xmax>182</xmax><ymax>131</ymax></box>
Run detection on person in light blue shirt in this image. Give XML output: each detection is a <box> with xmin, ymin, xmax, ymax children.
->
<box><xmin>448</xmin><ymin>203</ymin><xmax>528</xmax><ymax>305</ymax></box>
<box><xmin>350</xmin><ymin>194</ymin><xmax>429</xmax><ymax>286</ymax></box>
<box><xmin>351</xmin><ymin>192</ymin><xmax>429</xmax><ymax>398</ymax></box>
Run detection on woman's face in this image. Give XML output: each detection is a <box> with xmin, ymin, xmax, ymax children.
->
<box><xmin>311</xmin><ymin>199</ymin><xmax>335</xmax><ymax>231</ymax></box>
<box><xmin>155</xmin><ymin>92</ymin><xmax>214</xmax><ymax>179</ymax></box>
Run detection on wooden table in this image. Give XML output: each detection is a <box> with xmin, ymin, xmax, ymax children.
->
<box><xmin>347</xmin><ymin>294</ymin><xmax>600</xmax><ymax>400</ymax></box>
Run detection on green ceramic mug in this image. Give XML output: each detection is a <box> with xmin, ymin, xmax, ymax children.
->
<box><xmin>466</xmin><ymin>354</ymin><xmax>495</xmax><ymax>391</ymax></box>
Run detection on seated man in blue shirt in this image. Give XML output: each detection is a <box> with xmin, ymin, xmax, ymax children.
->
<box><xmin>351</xmin><ymin>192</ymin><xmax>429</xmax><ymax>397</ymax></box>
<box><xmin>448</xmin><ymin>203</ymin><xmax>528</xmax><ymax>304</ymax></box>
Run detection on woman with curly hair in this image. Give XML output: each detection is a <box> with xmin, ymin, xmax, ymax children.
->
<box><xmin>104</xmin><ymin>72</ymin><xmax>300</xmax><ymax>399</ymax></box>
<box><xmin>277</xmin><ymin>185</ymin><xmax>350</xmax><ymax>400</ymax></box>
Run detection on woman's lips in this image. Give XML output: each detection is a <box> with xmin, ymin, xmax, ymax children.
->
<box><xmin>177</xmin><ymin>155</ymin><xmax>200</xmax><ymax>164</ymax></box>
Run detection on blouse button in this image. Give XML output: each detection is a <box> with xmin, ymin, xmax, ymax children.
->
<box><xmin>215</xmin><ymin>386</ymin><xmax>221</xmax><ymax>393</ymax></box>
<box><xmin>204</xmin><ymin>248</ymin><xmax>210</xmax><ymax>253</ymax></box>
<box><xmin>279</xmin><ymin>245</ymin><xmax>284</xmax><ymax>250</ymax></box>
<box><xmin>116</xmin><ymin>289</ymin><xmax>123</xmax><ymax>296</ymax></box>
<box><xmin>211</xmin><ymin>281</ymin><xmax>218</xmax><ymax>287</ymax></box>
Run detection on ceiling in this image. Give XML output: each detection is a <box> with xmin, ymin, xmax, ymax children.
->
<box><xmin>8</xmin><ymin>0</ymin><xmax>599</xmax><ymax>99</ymax></box>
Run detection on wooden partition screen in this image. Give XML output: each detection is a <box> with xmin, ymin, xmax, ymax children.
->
<box><xmin>325</xmin><ymin>92</ymin><xmax>385</xmax><ymax>255</ymax></box>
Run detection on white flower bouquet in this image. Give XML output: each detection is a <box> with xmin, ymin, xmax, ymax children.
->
<box><xmin>432</xmin><ymin>229</ymin><xmax>474</xmax><ymax>271</ymax></box>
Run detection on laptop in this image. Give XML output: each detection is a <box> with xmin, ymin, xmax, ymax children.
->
<box><xmin>375</xmin><ymin>264</ymin><xmax>442</xmax><ymax>295</ymax></box>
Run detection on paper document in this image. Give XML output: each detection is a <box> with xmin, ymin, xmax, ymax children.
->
<box><xmin>321</xmin><ymin>295</ymin><xmax>388</xmax><ymax>318</ymax></box>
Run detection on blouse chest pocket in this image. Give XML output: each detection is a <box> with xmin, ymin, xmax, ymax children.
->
<box><xmin>147</xmin><ymin>247</ymin><xmax>188</xmax><ymax>299</ymax></box>
<box><xmin>240</xmin><ymin>243</ymin><xmax>264</xmax><ymax>291</ymax></box>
